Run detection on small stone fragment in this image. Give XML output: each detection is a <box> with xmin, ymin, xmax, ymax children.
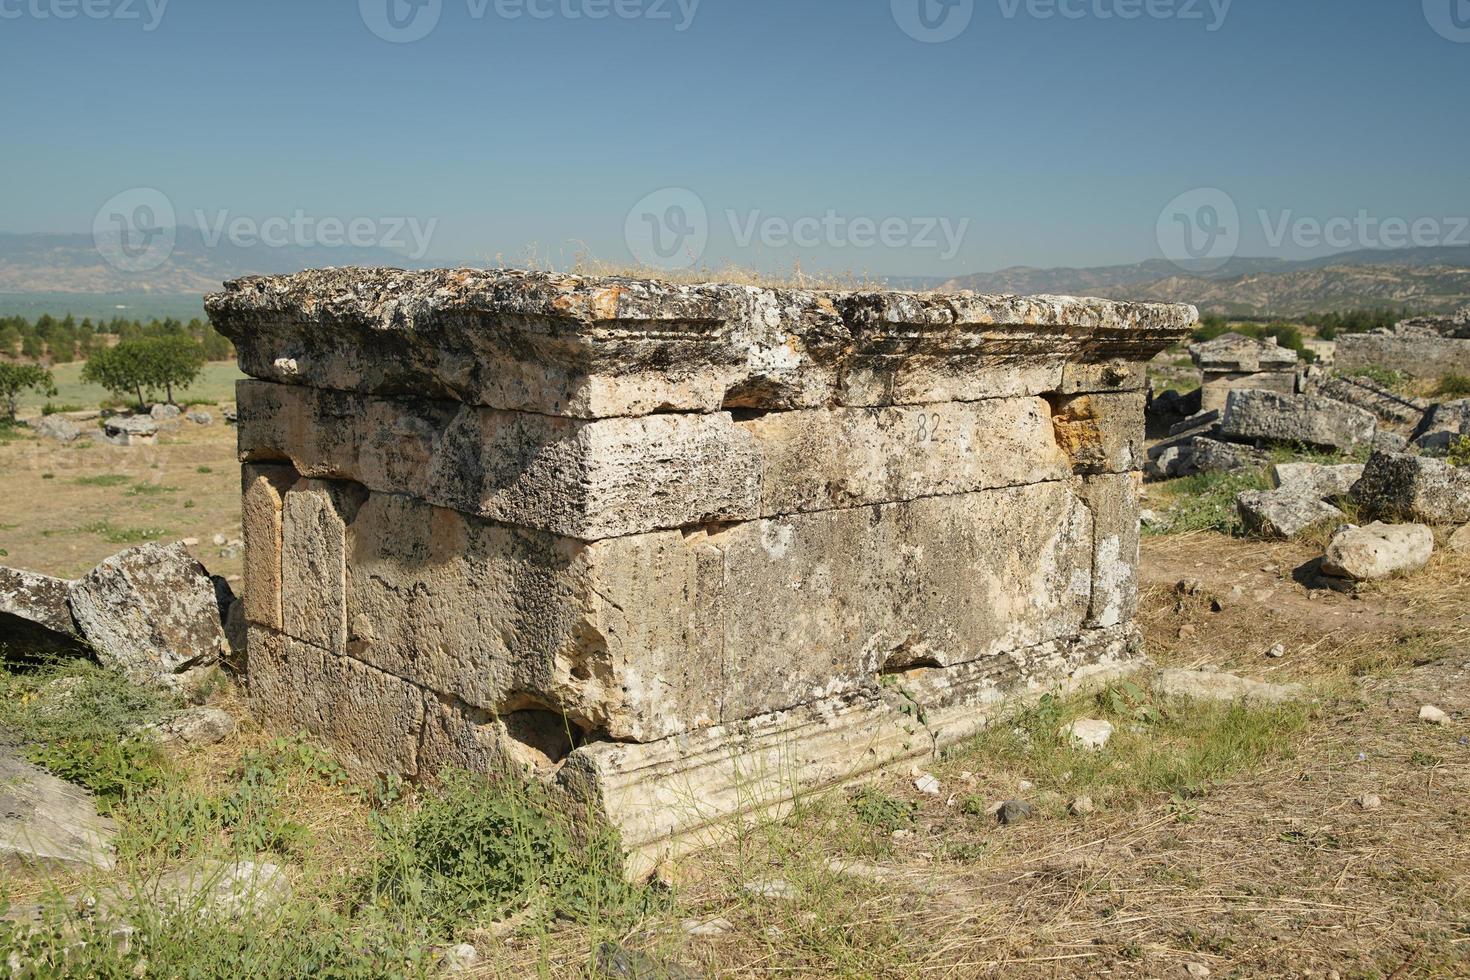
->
<box><xmin>1063</xmin><ymin>718</ymin><xmax>1114</xmax><ymax>750</ymax></box>
<box><xmin>1185</xmin><ymin>963</ymin><xmax>1211</xmax><ymax>979</ymax></box>
<box><xmin>742</xmin><ymin>879</ymin><xmax>799</xmax><ymax>901</ymax></box>
<box><xmin>1266</xmin><ymin>643</ymin><xmax>1286</xmax><ymax>659</ymax></box>
<box><xmin>439</xmin><ymin>943</ymin><xmax>479</xmax><ymax>972</ymax></box>
<box><xmin>1177</xmin><ymin>624</ymin><xmax>1197</xmax><ymax>640</ymax></box>
<box><xmin>914</xmin><ymin>773</ymin><xmax>941</xmax><ymax>796</ymax></box>
<box><xmin>1357</xmin><ymin>793</ymin><xmax>1382</xmax><ymax>811</ymax></box>
<box><xmin>1069</xmin><ymin>795</ymin><xmax>1095</xmax><ymax>816</ymax></box>
<box><xmin>1449</xmin><ymin>524</ymin><xmax>1470</xmax><ymax>554</ymax></box>
<box><xmin>996</xmin><ymin>800</ymin><xmax>1033</xmax><ymax>825</ymax></box>
<box><xmin>139</xmin><ymin>706</ymin><xmax>237</xmax><ymax>754</ymax></box>
<box><xmin>681</xmin><ymin>917</ymin><xmax>733</xmax><ymax>937</ymax></box>
<box><xmin>1420</xmin><ymin>705</ymin><xmax>1450</xmax><ymax>726</ymax></box>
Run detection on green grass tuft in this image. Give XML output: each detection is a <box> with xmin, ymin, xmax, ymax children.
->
<box><xmin>1150</xmin><ymin>468</ymin><xmax>1270</xmax><ymax>536</ymax></box>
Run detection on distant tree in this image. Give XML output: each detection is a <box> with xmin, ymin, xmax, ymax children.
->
<box><xmin>149</xmin><ymin>335</ymin><xmax>207</xmax><ymax>404</ymax></box>
<box><xmin>0</xmin><ymin>363</ymin><xmax>57</xmax><ymax>422</ymax></box>
<box><xmin>82</xmin><ymin>342</ymin><xmax>155</xmax><ymax>411</ymax></box>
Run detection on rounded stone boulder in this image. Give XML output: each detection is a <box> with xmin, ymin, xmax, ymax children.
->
<box><xmin>1321</xmin><ymin>522</ymin><xmax>1434</xmax><ymax>582</ymax></box>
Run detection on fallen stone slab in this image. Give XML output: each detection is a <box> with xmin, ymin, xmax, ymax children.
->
<box><xmin>1312</xmin><ymin>374</ymin><xmax>1430</xmax><ymax>427</ymax></box>
<box><xmin>68</xmin><ymin>542</ymin><xmax>229</xmax><ymax>688</ymax></box>
<box><xmin>1219</xmin><ymin>389</ymin><xmax>1376</xmax><ymax>452</ymax></box>
<box><xmin>1352</xmin><ymin>451</ymin><xmax>1470</xmax><ymax>526</ymax></box>
<box><xmin>1412</xmin><ymin>399</ymin><xmax>1470</xmax><ymax>452</ymax></box>
<box><xmin>1268</xmin><ymin>462</ymin><xmax>1365</xmax><ymax>501</ymax></box>
<box><xmin>1187</xmin><ymin>436</ymin><xmax>1269</xmax><ymax>474</ymax></box>
<box><xmin>1321</xmin><ymin>522</ymin><xmax>1434</xmax><ymax>582</ymax></box>
<box><xmin>1236</xmin><ymin>488</ymin><xmax>1344</xmax><ymax>539</ymax></box>
<box><xmin>1155</xmin><ymin>669</ymin><xmax>1304</xmax><ymax>705</ymax></box>
<box><xmin>0</xmin><ymin>744</ymin><xmax>116</xmax><ymax>872</ymax></box>
<box><xmin>0</xmin><ymin>565</ymin><xmax>88</xmax><ymax>655</ymax></box>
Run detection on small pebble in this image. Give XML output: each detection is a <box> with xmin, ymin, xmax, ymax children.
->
<box><xmin>1420</xmin><ymin>705</ymin><xmax>1450</xmax><ymax>726</ymax></box>
<box><xmin>1069</xmin><ymin>796</ymin><xmax>1095</xmax><ymax>816</ymax></box>
<box><xmin>1177</xmin><ymin>624</ymin><xmax>1197</xmax><ymax>640</ymax></box>
<box><xmin>742</xmin><ymin>879</ymin><xmax>799</xmax><ymax>901</ymax></box>
<box><xmin>1186</xmin><ymin>963</ymin><xmax>1211</xmax><ymax>979</ymax></box>
<box><xmin>440</xmin><ymin>944</ymin><xmax>479</xmax><ymax>972</ymax></box>
<box><xmin>681</xmin><ymin>917</ymin><xmax>733</xmax><ymax>937</ymax></box>
<box><xmin>914</xmin><ymin>773</ymin><xmax>941</xmax><ymax>796</ymax></box>
<box><xmin>1266</xmin><ymin>643</ymin><xmax>1286</xmax><ymax>659</ymax></box>
<box><xmin>1357</xmin><ymin>793</ymin><xmax>1382</xmax><ymax>811</ymax></box>
<box><xmin>1017</xmin><ymin>779</ymin><xmax>1035</xmax><ymax>793</ymax></box>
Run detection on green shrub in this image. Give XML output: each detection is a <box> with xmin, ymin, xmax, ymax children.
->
<box><xmin>1347</xmin><ymin>364</ymin><xmax>1407</xmax><ymax>389</ymax></box>
<box><xmin>1435</xmin><ymin>374</ymin><xmax>1470</xmax><ymax>398</ymax></box>
<box><xmin>1151</xmin><ymin>468</ymin><xmax>1271</xmax><ymax>536</ymax></box>
<box><xmin>365</xmin><ymin>769</ymin><xmax>656</xmax><ymax>935</ymax></box>
<box><xmin>848</xmin><ymin>786</ymin><xmax>916</xmax><ymax>833</ymax></box>
<box><xmin>1448</xmin><ymin>436</ymin><xmax>1470</xmax><ymax>468</ymax></box>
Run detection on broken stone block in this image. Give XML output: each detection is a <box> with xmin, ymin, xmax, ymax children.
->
<box><xmin>1</xmin><ymin>744</ymin><xmax>116</xmax><ymax>872</ymax></box>
<box><xmin>1237</xmin><ymin>488</ymin><xmax>1344</xmax><ymax>539</ymax></box>
<box><xmin>1321</xmin><ymin>522</ymin><xmax>1434</xmax><ymax>582</ymax></box>
<box><xmin>1268</xmin><ymin>462</ymin><xmax>1365</xmax><ymax>501</ymax></box>
<box><xmin>0</xmin><ymin>565</ymin><xmax>84</xmax><ymax>652</ymax></box>
<box><xmin>1412</xmin><ymin>399</ymin><xmax>1470</xmax><ymax>452</ymax></box>
<box><xmin>29</xmin><ymin>415</ymin><xmax>83</xmax><ymax>443</ymax></box>
<box><xmin>1219</xmin><ymin>390</ymin><xmax>1376</xmax><ymax>452</ymax></box>
<box><xmin>1186</xmin><ymin>436</ymin><xmax>1269</xmax><ymax>474</ymax></box>
<box><xmin>208</xmin><ymin>268</ymin><xmax>1193</xmax><ymax>865</ymax></box>
<box><xmin>1353</xmin><ymin>451</ymin><xmax>1470</xmax><ymax>526</ymax></box>
<box><xmin>67</xmin><ymin>542</ymin><xmax>229</xmax><ymax>688</ymax></box>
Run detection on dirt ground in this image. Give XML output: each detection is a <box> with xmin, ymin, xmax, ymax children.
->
<box><xmin>0</xmin><ymin>418</ymin><xmax>243</xmax><ymax>581</ymax></box>
<box><xmin>2</xmin><ymin>423</ymin><xmax>1468</xmax><ymax>978</ymax></box>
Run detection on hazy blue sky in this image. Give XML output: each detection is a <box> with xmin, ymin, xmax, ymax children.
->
<box><xmin>2</xmin><ymin>0</ymin><xmax>1467</xmax><ymax>276</ymax></box>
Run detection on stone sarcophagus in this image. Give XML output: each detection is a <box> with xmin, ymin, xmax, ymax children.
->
<box><xmin>207</xmin><ymin>268</ymin><xmax>1195</xmax><ymax>867</ymax></box>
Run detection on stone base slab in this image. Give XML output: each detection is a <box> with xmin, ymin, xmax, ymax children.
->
<box><xmin>247</xmin><ymin>622</ymin><xmax>1138</xmax><ymax>877</ymax></box>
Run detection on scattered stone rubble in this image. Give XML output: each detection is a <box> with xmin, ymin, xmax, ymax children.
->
<box><xmin>205</xmin><ymin>266</ymin><xmax>1196</xmax><ymax>869</ymax></box>
<box><xmin>1337</xmin><ymin>306</ymin><xmax>1470</xmax><ymax>378</ymax></box>
<box><xmin>0</xmin><ymin>542</ymin><xmax>229</xmax><ymax>690</ymax></box>
<box><xmin>102</xmin><ymin>415</ymin><xmax>159</xmax><ymax>447</ymax></box>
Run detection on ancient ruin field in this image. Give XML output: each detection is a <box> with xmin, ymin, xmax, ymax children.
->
<box><xmin>3</xmin><ymin>411</ymin><xmax>1467</xmax><ymax>977</ymax></box>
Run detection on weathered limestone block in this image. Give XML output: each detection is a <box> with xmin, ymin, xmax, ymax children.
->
<box><xmin>1412</xmin><ymin>399</ymin><xmax>1470</xmax><ymax>452</ymax></box>
<box><xmin>280</xmin><ymin>480</ymin><xmax>362</xmax><ymax>654</ymax></box>
<box><xmin>238</xmin><ymin>381</ymin><xmax>1143</xmax><ymax>539</ymax></box>
<box><xmin>1074</xmin><ymin>473</ymin><xmax>1141</xmax><ymax>629</ymax></box>
<box><xmin>1269</xmin><ymin>462</ymin><xmax>1365</xmax><ymax>501</ymax></box>
<box><xmin>1237</xmin><ymin>488</ymin><xmax>1344</xmax><ymax>539</ymax></box>
<box><xmin>209</xmin><ymin>268</ymin><xmax>1195</xmax><ymax>864</ymax></box>
<box><xmin>1321</xmin><ymin>522</ymin><xmax>1434</xmax><ymax>582</ymax></box>
<box><xmin>0</xmin><ymin>565</ymin><xmax>83</xmax><ymax>648</ymax></box>
<box><xmin>1353</xmin><ymin>451</ymin><xmax>1470</xmax><ymax>525</ymax></box>
<box><xmin>1220</xmin><ymin>390</ymin><xmax>1376</xmax><ymax>452</ymax></box>
<box><xmin>1049</xmin><ymin>392</ymin><xmax>1145</xmax><ymax>475</ymax></box>
<box><xmin>562</xmin><ymin>624</ymin><xmax>1138</xmax><ymax>872</ymax></box>
<box><xmin>68</xmin><ymin>543</ymin><xmax>228</xmax><ymax>687</ymax></box>
<box><xmin>207</xmin><ymin>269</ymin><xmax>1196</xmax><ymax>418</ymax></box>
<box><xmin>247</xmin><ymin>626</ymin><xmax>425</xmax><ymax>777</ymax></box>
<box><xmin>337</xmin><ymin>481</ymin><xmax>1095</xmax><ymax>744</ymax></box>
<box><xmin>241</xmin><ymin>464</ymin><xmax>298</xmax><ymax>629</ymax></box>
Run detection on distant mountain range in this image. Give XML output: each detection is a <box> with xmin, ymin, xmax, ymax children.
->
<box><xmin>940</xmin><ymin>246</ymin><xmax>1470</xmax><ymax>316</ymax></box>
<box><xmin>3</xmin><ymin>232</ymin><xmax>1470</xmax><ymax>321</ymax></box>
